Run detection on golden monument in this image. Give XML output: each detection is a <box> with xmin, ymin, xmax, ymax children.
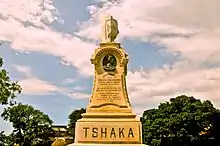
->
<box><xmin>69</xmin><ymin>14</ymin><xmax>146</xmax><ymax>146</ymax></box>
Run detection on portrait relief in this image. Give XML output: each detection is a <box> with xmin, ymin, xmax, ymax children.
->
<box><xmin>102</xmin><ymin>54</ymin><xmax>117</xmax><ymax>71</ymax></box>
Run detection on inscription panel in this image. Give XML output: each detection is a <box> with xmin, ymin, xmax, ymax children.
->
<box><xmin>75</xmin><ymin>121</ymin><xmax>141</xmax><ymax>143</ymax></box>
<box><xmin>95</xmin><ymin>78</ymin><xmax>123</xmax><ymax>104</ymax></box>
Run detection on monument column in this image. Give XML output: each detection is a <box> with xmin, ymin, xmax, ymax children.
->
<box><xmin>69</xmin><ymin>15</ymin><xmax>146</xmax><ymax>146</ymax></box>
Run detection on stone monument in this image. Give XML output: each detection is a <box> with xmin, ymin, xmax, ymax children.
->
<box><xmin>69</xmin><ymin>14</ymin><xmax>146</xmax><ymax>146</ymax></box>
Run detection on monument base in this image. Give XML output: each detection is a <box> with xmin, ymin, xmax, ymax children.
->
<box><xmin>68</xmin><ymin>143</ymin><xmax>147</xmax><ymax>146</ymax></box>
<box><xmin>74</xmin><ymin>118</ymin><xmax>142</xmax><ymax>144</ymax></box>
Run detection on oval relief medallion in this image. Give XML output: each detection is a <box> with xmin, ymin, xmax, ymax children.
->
<box><xmin>102</xmin><ymin>54</ymin><xmax>117</xmax><ymax>71</ymax></box>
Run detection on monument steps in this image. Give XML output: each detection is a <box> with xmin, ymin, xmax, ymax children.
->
<box><xmin>82</xmin><ymin>113</ymin><xmax>136</xmax><ymax>119</ymax></box>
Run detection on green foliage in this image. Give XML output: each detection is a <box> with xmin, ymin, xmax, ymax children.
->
<box><xmin>1</xmin><ymin>103</ymin><xmax>53</xmax><ymax>146</ymax></box>
<box><xmin>0</xmin><ymin>131</ymin><xmax>17</xmax><ymax>146</ymax></box>
<box><xmin>3</xmin><ymin>133</ymin><xmax>17</xmax><ymax>146</ymax></box>
<box><xmin>142</xmin><ymin>95</ymin><xmax>220</xmax><ymax>146</ymax></box>
<box><xmin>0</xmin><ymin>131</ymin><xmax>6</xmax><ymax>145</ymax></box>
<box><xmin>67</xmin><ymin>108</ymin><xmax>86</xmax><ymax>140</ymax></box>
<box><xmin>0</xmin><ymin>57</ymin><xmax>21</xmax><ymax>105</ymax></box>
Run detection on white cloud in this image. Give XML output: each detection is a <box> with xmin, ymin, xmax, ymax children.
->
<box><xmin>68</xmin><ymin>91</ymin><xmax>90</xmax><ymax>99</ymax></box>
<box><xmin>160</xmin><ymin>32</ymin><xmax>220</xmax><ymax>64</ymax></box>
<box><xmin>19</xmin><ymin>78</ymin><xmax>61</xmax><ymax>95</ymax></box>
<box><xmin>8</xmin><ymin>24</ymin><xmax>95</xmax><ymax>76</ymax></box>
<box><xmin>13</xmin><ymin>65</ymin><xmax>89</xmax><ymax>99</ymax></box>
<box><xmin>0</xmin><ymin>0</ymin><xmax>96</xmax><ymax>77</ymax></box>
<box><xmin>76</xmin><ymin>0</ymin><xmax>220</xmax><ymax>64</ymax></box>
<box><xmin>2</xmin><ymin>0</ymin><xmax>220</xmax><ymax>113</ymax></box>
<box><xmin>13</xmin><ymin>65</ymin><xmax>62</xmax><ymax>95</ymax></box>
<box><xmin>127</xmin><ymin>64</ymin><xmax>220</xmax><ymax>109</ymax></box>
<box><xmin>13</xmin><ymin>64</ymin><xmax>32</xmax><ymax>77</ymax></box>
<box><xmin>76</xmin><ymin>0</ymin><xmax>192</xmax><ymax>41</ymax></box>
<box><xmin>0</xmin><ymin>0</ymin><xmax>59</xmax><ymax>27</ymax></box>
<box><xmin>72</xmin><ymin>86</ymin><xmax>87</xmax><ymax>91</ymax></box>
<box><xmin>63</xmin><ymin>78</ymin><xmax>76</xmax><ymax>84</ymax></box>
<box><xmin>78</xmin><ymin>0</ymin><xmax>220</xmax><ymax>36</ymax></box>
<box><xmin>75</xmin><ymin>0</ymin><xmax>220</xmax><ymax>110</ymax></box>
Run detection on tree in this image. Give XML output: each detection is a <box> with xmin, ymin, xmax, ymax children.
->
<box><xmin>1</xmin><ymin>103</ymin><xmax>53</xmax><ymax>146</ymax></box>
<box><xmin>0</xmin><ymin>131</ymin><xmax>6</xmax><ymax>146</ymax></box>
<box><xmin>0</xmin><ymin>131</ymin><xmax>17</xmax><ymax>146</ymax></box>
<box><xmin>141</xmin><ymin>95</ymin><xmax>220</xmax><ymax>146</ymax></box>
<box><xmin>0</xmin><ymin>57</ymin><xmax>21</xmax><ymax>105</ymax></box>
<box><xmin>67</xmin><ymin>108</ymin><xmax>86</xmax><ymax>141</ymax></box>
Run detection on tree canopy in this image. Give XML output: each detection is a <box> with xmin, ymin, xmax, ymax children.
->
<box><xmin>1</xmin><ymin>103</ymin><xmax>53</xmax><ymax>146</ymax></box>
<box><xmin>67</xmin><ymin>108</ymin><xmax>86</xmax><ymax>141</ymax></box>
<box><xmin>141</xmin><ymin>95</ymin><xmax>220</xmax><ymax>146</ymax></box>
<box><xmin>0</xmin><ymin>131</ymin><xmax>6</xmax><ymax>146</ymax></box>
<box><xmin>0</xmin><ymin>57</ymin><xmax>21</xmax><ymax>105</ymax></box>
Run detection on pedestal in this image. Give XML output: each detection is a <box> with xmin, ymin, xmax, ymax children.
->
<box><xmin>74</xmin><ymin>118</ymin><xmax>142</xmax><ymax>144</ymax></box>
<box><xmin>68</xmin><ymin>42</ymin><xmax>148</xmax><ymax>146</ymax></box>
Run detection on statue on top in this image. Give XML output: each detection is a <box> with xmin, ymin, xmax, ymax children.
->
<box><xmin>101</xmin><ymin>14</ymin><xmax>119</xmax><ymax>43</ymax></box>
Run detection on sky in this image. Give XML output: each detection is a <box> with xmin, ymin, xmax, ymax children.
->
<box><xmin>1</xmin><ymin>0</ymin><xmax>220</xmax><ymax>134</ymax></box>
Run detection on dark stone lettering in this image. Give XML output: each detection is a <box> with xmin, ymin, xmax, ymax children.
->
<box><xmin>119</xmin><ymin>128</ymin><xmax>125</xmax><ymax>138</ymax></box>
<box><xmin>110</xmin><ymin>128</ymin><xmax>116</xmax><ymax>138</ymax></box>
<box><xmin>84</xmin><ymin>127</ymin><xmax>135</xmax><ymax>139</ymax></box>
<box><xmin>101</xmin><ymin>128</ymin><xmax>107</xmax><ymax>138</ymax></box>
<box><xmin>92</xmin><ymin>128</ymin><xmax>98</xmax><ymax>137</ymax></box>
<box><xmin>83</xmin><ymin>127</ymin><xmax>89</xmax><ymax>138</ymax></box>
<box><xmin>128</xmin><ymin>128</ymin><xmax>134</xmax><ymax>138</ymax></box>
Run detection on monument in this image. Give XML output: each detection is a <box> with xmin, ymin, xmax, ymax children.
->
<box><xmin>69</xmin><ymin>14</ymin><xmax>146</xmax><ymax>146</ymax></box>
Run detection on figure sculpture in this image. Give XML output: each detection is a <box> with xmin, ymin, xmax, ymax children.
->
<box><xmin>101</xmin><ymin>14</ymin><xmax>119</xmax><ymax>43</ymax></box>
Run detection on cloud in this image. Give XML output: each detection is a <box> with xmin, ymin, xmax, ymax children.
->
<box><xmin>76</xmin><ymin>0</ymin><xmax>220</xmax><ymax>64</ymax></box>
<box><xmin>68</xmin><ymin>91</ymin><xmax>90</xmax><ymax>99</ymax></box>
<box><xmin>160</xmin><ymin>33</ymin><xmax>220</xmax><ymax>64</ymax></box>
<box><xmin>2</xmin><ymin>0</ymin><xmax>220</xmax><ymax>113</ymax></box>
<box><xmin>13</xmin><ymin>64</ymin><xmax>32</xmax><ymax>77</ymax></box>
<box><xmin>13</xmin><ymin>65</ymin><xmax>90</xmax><ymax>99</ymax></box>
<box><xmin>76</xmin><ymin>0</ymin><xmax>192</xmax><ymax>41</ymax></box>
<box><xmin>63</xmin><ymin>78</ymin><xmax>76</xmax><ymax>84</ymax></box>
<box><xmin>75</xmin><ymin>0</ymin><xmax>220</xmax><ymax>110</ymax></box>
<box><xmin>127</xmin><ymin>63</ymin><xmax>220</xmax><ymax>109</ymax></box>
<box><xmin>19</xmin><ymin>78</ymin><xmax>61</xmax><ymax>95</ymax></box>
<box><xmin>4</xmin><ymin>22</ymin><xmax>96</xmax><ymax>76</ymax></box>
<box><xmin>13</xmin><ymin>65</ymin><xmax>62</xmax><ymax>95</ymax></box>
<box><xmin>0</xmin><ymin>0</ymin><xmax>59</xmax><ymax>28</ymax></box>
<box><xmin>16</xmin><ymin>27</ymin><xmax>96</xmax><ymax>76</ymax></box>
<box><xmin>78</xmin><ymin>0</ymin><xmax>220</xmax><ymax>37</ymax></box>
<box><xmin>72</xmin><ymin>86</ymin><xmax>87</xmax><ymax>91</ymax></box>
<box><xmin>0</xmin><ymin>0</ymin><xmax>96</xmax><ymax>77</ymax></box>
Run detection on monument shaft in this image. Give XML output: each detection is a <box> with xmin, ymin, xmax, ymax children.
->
<box><xmin>86</xmin><ymin>44</ymin><xmax>132</xmax><ymax>115</ymax></box>
<box><xmin>70</xmin><ymin>15</ymin><xmax>145</xmax><ymax>146</ymax></box>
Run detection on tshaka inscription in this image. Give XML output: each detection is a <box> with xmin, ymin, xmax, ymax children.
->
<box><xmin>75</xmin><ymin>122</ymin><xmax>141</xmax><ymax>143</ymax></box>
<box><xmin>83</xmin><ymin>127</ymin><xmax>134</xmax><ymax>139</ymax></box>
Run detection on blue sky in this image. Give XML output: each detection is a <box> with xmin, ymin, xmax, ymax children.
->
<box><xmin>1</xmin><ymin>0</ymin><xmax>220</xmax><ymax>134</ymax></box>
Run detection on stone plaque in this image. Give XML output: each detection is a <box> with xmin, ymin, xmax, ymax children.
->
<box><xmin>88</xmin><ymin>46</ymin><xmax>130</xmax><ymax>109</ymax></box>
<box><xmin>75</xmin><ymin>121</ymin><xmax>142</xmax><ymax>144</ymax></box>
<box><xmin>96</xmin><ymin>78</ymin><xmax>121</xmax><ymax>102</ymax></box>
<box><xmin>91</xmin><ymin>75</ymin><xmax>127</xmax><ymax>108</ymax></box>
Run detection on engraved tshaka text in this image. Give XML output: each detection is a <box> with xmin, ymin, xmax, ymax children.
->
<box><xmin>83</xmin><ymin>127</ymin><xmax>134</xmax><ymax>138</ymax></box>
